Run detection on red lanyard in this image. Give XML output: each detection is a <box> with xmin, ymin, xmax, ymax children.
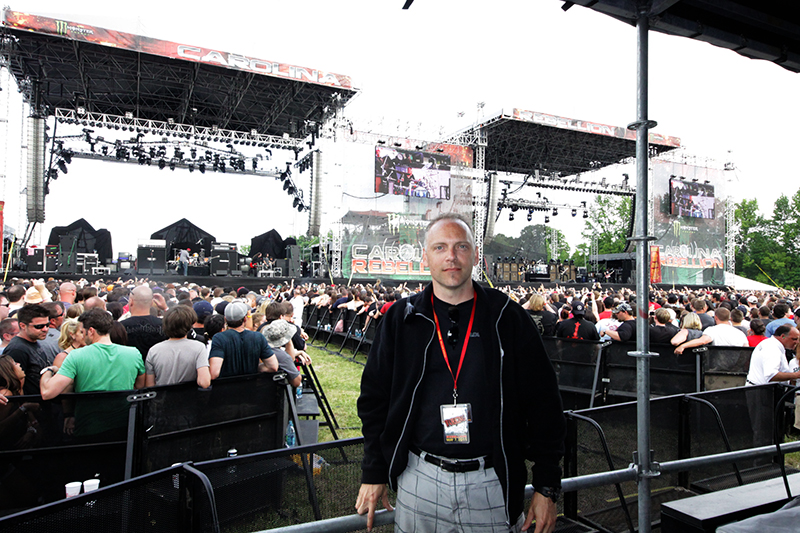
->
<box><xmin>431</xmin><ymin>292</ymin><xmax>477</xmax><ymax>403</ymax></box>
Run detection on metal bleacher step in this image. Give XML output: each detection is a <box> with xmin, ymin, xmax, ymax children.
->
<box><xmin>296</xmin><ymin>419</ymin><xmax>319</xmax><ymax>446</ymax></box>
<box><xmin>296</xmin><ymin>393</ymin><xmax>320</xmax><ymax>418</ymax></box>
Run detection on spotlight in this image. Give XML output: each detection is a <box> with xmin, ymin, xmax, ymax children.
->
<box><xmin>297</xmin><ymin>203</ymin><xmax>304</xmax><ymax>212</ymax></box>
<box><xmin>61</xmin><ymin>150</ymin><xmax>72</xmax><ymax>164</ymax></box>
<box><xmin>158</xmin><ymin>158</ymin><xmax>166</xmax><ymax>170</ymax></box>
<box><xmin>199</xmin><ymin>162</ymin><xmax>206</xmax><ymax>174</ymax></box>
<box><xmin>527</xmin><ymin>212</ymin><xmax>532</xmax><ymax>222</ymax></box>
<box><xmin>169</xmin><ymin>161</ymin><xmax>176</xmax><ymax>171</ymax></box>
<box><xmin>283</xmin><ymin>180</ymin><xmax>290</xmax><ymax>191</ymax></box>
<box><xmin>583</xmin><ymin>210</ymin><xmax>589</xmax><ymax>219</ymax></box>
<box><xmin>571</xmin><ymin>209</ymin><xmax>577</xmax><ymax>217</ymax></box>
<box><xmin>509</xmin><ymin>212</ymin><xmax>514</xmax><ymax>221</ymax></box>
<box><xmin>544</xmin><ymin>216</ymin><xmax>550</xmax><ymax>224</ymax></box>
<box><xmin>188</xmin><ymin>163</ymin><xmax>194</xmax><ymax>172</ymax></box>
<box><xmin>552</xmin><ymin>208</ymin><xmax>558</xmax><ymax>216</ymax></box>
<box><xmin>57</xmin><ymin>160</ymin><xmax>68</xmax><ymax>174</ymax></box>
<box><xmin>293</xmin><ymin>197</ymin><xmax>300</xmax><ymax>208</ymax></box>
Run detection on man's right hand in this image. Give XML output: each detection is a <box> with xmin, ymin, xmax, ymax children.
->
<box><xmin>355</xmin><ymin>483</ymin><xmax>393</xmax><ymax>531</ymax></box>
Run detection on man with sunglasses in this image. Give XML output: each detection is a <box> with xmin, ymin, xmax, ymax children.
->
<box><xmin>4</xmin><ymin>304</ymin><xmax>51</xmax><ymax>395</ymax></box>
<box><xmin>356</xmin><ymin>213</ymin><xmax>566</xmax><ymax>533</ymax></box>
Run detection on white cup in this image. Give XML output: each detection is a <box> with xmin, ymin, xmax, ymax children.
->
<box><xmin>65</xmin><ymin>481</ymin><xmax>82</xmax><ymax>498</ymax></box>
<box><xmin>83</xmin><ymin>479</ymin><xmax>100</xmax><ymax>493</ymax></box>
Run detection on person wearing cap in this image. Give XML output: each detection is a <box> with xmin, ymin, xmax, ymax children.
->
<box><xmin>603</xmin><ymin>302</ymin><xmax>636</xmax><ymax>342</ymax></box>
<box><xmin>555</xmin><ymin>302</ymin><xmax>599</xmax><ymax>341</ymax></box>
<box><xmin>209</xmin><ymin>302</ymin><xmax>278</xmax><ymax>379</ymax></box>
<box><xmin>261</xmin><ymin>319</ymin><xmax>302</xmax><ymax>388</ymax></box>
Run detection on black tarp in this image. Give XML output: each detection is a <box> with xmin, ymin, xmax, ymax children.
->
<box><xmin>47</xmin><ymin>219</ymin><xmax>113</xmax><ymax>262</ymax></box>
<box><xmin>150</xmin><ymin>219</ymin><xmax>215</xmax><ymax>259</ymax></box>
<box><xmin>249</xmin><ymin>229</ymin><xmax>296</xmax><ymax>260</ymax></box>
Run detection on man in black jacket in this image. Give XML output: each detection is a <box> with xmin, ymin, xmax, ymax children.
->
<box><xmin>355</xmin><ymin>213</ymin><xmax>565</xmax><ymax>533</ymax></box>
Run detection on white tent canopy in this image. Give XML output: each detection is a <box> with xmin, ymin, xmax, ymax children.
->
<box><xmin>724</xmin><ymin>272</ymin><xmax>779</xmax><ymax>292</ymax></box>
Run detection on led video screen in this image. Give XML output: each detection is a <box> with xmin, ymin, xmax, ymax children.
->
<box><xmin>375</xmin><ymin>146</ymin><xmax>451</xmax><ymax>199</ymax></box>
<box><xmin>669</xmin><ymin>178</ymin><xmax>715</xmax><ymax>219</ymax></box>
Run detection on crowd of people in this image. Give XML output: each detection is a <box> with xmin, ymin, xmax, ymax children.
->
<box><xmin>0</xmin><ymin>276</ymin><xmax>316</xmax><ymax>447</ymax></box>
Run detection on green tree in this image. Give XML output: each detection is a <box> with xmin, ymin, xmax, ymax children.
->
<box><xmin>580</xmin><ymin>195</ymin><xmax>632</xmax><ymax>255</ymax></box>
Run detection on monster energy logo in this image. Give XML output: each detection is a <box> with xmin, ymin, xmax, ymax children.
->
<box><xmin>55</xmin><ymin>20</ymin><xmax>68</xmax><ymax>35</ymax></box>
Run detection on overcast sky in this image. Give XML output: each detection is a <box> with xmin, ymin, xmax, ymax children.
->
<box><xmin>2</xmin><ymin>1</ymin><xmax>798</xmax><ymax>258</ymax></box>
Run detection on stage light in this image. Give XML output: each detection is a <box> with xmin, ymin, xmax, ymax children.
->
<box><xmin>199</xmin><ymin>163</ymin><xmax>206</xmax><ymax>174</ymax></box>
<box><xmin>552</xmin><ymin>208</ymin><xmax>558</xmax><ymax>216</ymax></box>
<box><xmin>288</xmin><ymin>185</ymin><xmax>296</xmax><ymax>195</ymax></box>
<box><xmin>527</xmin><ymin>213</ymin><xmax>532</xmax><ymax>222</ymax></box>
<box><xmin>297</xmin><ymin>203</ymin><xmax>304</xmax><ymax>212</ymax></box>
<box><xmin>509</xmin><ymin>212</ymin><xmax>514</xmax><ymax>221</ymax></box>
<box><xmin>283</xmin><ymin>180</ymin><xmax>290</xmax><ymax>191</ymax></box>
<box><xmin>61</xmin><ymin>150</ymin><xmax>72</xmax><ymax>164</ymax></box>
<box><xmin>571</xmin><ymin>209</ymin><xmax>577</xmax><ymax>217</ymax></box>
<box><xmin>583</xmin><ymin>210</ymin><xmax>589</xmax><ymax>219</ymax></box>
<box><xmin>252</xmin><ymin>159</ymin><xmax>257</xmax><ymax>171</ymax></box>
<box><xmin>169</xmin><ymin>161</ymin><xmax>176</xmax><ymax>171</ymax></box>
<box><xmin>545</xmin><ymin>216</ymin><xmax>550</xmax><ymax>223</ymax></box>
<box><xmin>188</xmin><ymin>163</ymin><xmax>194</xmax><ymax>172</ymax></box>
<box><xmin>293</xmin><ymin>197</ymin><xmax>300</xmax><ymax>208</ymax></box>
<box><xmin>101</xmin><ymin>146</ymin><xmax>109</xmax><ymax>156</ymax></box>
<box><xmin>158</xmin><ymin>158</ymin><xmax>166</xmax><ymax>170</ymax></box>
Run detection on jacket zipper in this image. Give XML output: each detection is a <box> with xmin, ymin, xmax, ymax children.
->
<box><xmin>496</xmin><ymin>297</ymin><xmax>512</xmax><ymax>525</ymax></box>
<box><xmin>387</xmin><ymin>312</ymin><xmax>435</xmax><ymax>490</ymax></box>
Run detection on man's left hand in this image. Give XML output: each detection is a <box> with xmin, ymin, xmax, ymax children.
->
<box><xmin>522</xmin><ymin>492</ymin><xmax>557</xmax><ymax>533</ymax></box>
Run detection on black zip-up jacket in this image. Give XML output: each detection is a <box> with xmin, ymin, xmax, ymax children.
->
<box><xmin>358</xmin><ymin>281</ymin><xmax>566</xmax><ymax>523</ymax></box>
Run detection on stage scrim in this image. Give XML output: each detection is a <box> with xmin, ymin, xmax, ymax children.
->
<box><xmin>318</xmin><ymin>137</ymin><xmax>474</xmax><ymax>280</ymax></box>
<box><xmin>652</xmin><ymin>161</ymin><xmax>726</xmax><ymax>285</ymax></box>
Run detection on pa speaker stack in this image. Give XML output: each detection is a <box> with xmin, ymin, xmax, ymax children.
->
<box><xmin>211</xmin><ymin>242</ymin><xmax>239</xmax><ymax>276</ymax></box>
<box><xmin>137</xmin><ymin>240</ymin><xmax>167</xmax><ymax>276</ymax></box>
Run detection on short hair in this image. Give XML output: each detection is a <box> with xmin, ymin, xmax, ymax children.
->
<box><xmin>17</xmin><ymin>304</ymin><xmax>50</xmax><ymax>325</ymax></box>
<box><xmin>0</xmin><ymin>318</ymin><xmax>18</xmax><ymax>338</ymax></box>
<box><xmin>774</xmin><ymin>324</ymin><xmax>795</xmax><ymax>338</ymax></box>
<box><xmin>78</xmin><ymin>308</ymin><xmax>114</xmax><ymax>336</ymax></box>
<box><xmin>714</xmin><ymin>307</ymin><xmax>731</xmax><ymax>322</ymax></box>
<box><xmin>691</xmin><ymin>299</ymin><xmax>707</xmax><ymax>312</ymax></box>
<box><xmin>42</xmin><ymin>301</ymin><xmax>65</xmax><ymax>320</ymax></box>
<box><xmin>423</xmin><ymin>212</ymin><xmax>474</xmax><ymax>248</ymax></box>
<box><xmin>749</xmin><ymin>318</ymin><xmax>766</xmax><ymax>336</ymax></box>
<box><xmin>58</xmin><ymin>318</ymin><xmax>83</xmax><ymax>350</ymax></box>
<box><xmin>264</xmin><ymin>302</ymin><xmax>284</xmax><ymax>322</ymax></box>
<box><xmin>655</xmin><ymin>308</ymin><xmax>672</xmax><ymax>325</ymax></box>
<box><xmin>163</xmin><ymin>305</ymin><xmax>197</xmax><ymax>338</ymax></box>
<box><xmin>106</xmin><ymin>301</ymin><xmax>125</xmax><ymax>320</ymax></box>
<box><xmin>773</xmin><ymin>303</ymin><xmax>789</xmax><ymax>319</ymax></box>
<box><xmin>6</xmin><ymin>284</ymin><xmax>25</xmax><ymax>303</ymax></box>
<box><xmin>681</xmin><ymin>312</ymin><xmax>702</xmax><ymax>331</ymax></box>
<box><xmin>66</xmin><ymin>303</ymin><xmax>84</xmax><ymax>319</ymax></box>
<box><xmin>730</xmin><ymin>309</ymin><xmax>744</xmax><ymax>323</ymax></box>
<box><xmin>204</xmin><ymin>314</ymin><xmax>225</xmax><ymax>340</ymax></box>
<box><xmin>759</xmin><ymin>306</ymin><xmax>771</xmax><ymax>318</ymax></box>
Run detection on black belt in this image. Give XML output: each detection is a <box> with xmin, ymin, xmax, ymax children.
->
<box><xmin>409</xmin><ymin>445</ymin><xmax>492</xmax><ymax>473</ymax></box>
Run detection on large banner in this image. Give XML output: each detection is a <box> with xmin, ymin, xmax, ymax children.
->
<box><xmin>2</xmin><ymin>9</ymin><xmax>354</xmax><ymax>90</ymax></box>
<box><xmin>652</xmin><ymin>161</ymin><xmax>726</xmax><ymax>285</ymax></box>
<box><xmin>323</xmin><ymin>139</ymin><xmax>474</xmax><ymax>281</ymax></box>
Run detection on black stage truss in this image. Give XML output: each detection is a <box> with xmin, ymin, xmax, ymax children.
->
<box><xmin>449</xmin><ymin>109</ymin><xmax>680</xmax><ymax>176</ymax></box>
<box><xmin>0</xmin><ymin>9</ymin><xmax>358</xmax><ymax>138</ymax></box>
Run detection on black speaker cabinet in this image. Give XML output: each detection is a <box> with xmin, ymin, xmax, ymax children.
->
<box><xmin>211</xmin><ymin>251</ymin><xmax>238</xmax><ymax>276</ymax></box>
<box><xmin>137</xmin><ymin>246</ymin><xmax>166</xmax><ymax>275</ymax></box>
<box><xmin>25</xmin><ymin>248</ymin><xmax>45</xmax><ymax>272</ymax></box>
<box><xmin>45</xmin><ymin>245</ymin><xmax>58</xmax><ymax>272</ymax></box>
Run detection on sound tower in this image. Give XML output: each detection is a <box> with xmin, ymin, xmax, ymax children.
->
<box><xmin>136</xmin><ymin>240</ymin><xmax>167</xmax><ymax>275</ymax></box>
<box><xmin>286</xmin><ymin>245</ymin><xmax>301</xmax><ymax>278</ymax></box>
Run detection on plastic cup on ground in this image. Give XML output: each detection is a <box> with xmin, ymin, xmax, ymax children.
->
<box><xmin>65</xmin><ymin>481</ymin><xmax>82</xmax><ymax>498</ymax></box>
<box><xmin>83</xmin><ymin>479</ymin><xmax>100</xmax><ymax>493</ymax></box>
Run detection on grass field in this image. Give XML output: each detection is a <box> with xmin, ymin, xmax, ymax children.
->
<box><xmin>303</xmin><ymin>344</ymin><xmax>367</xmax><ymax>442</ymax></box>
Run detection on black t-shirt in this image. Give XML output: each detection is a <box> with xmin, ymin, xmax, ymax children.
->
<box><xmin>122</xmin><ymin>315</ymin><xmax>167</xmax><ymax>360</ymax></box>
<box><xmin>555</xmin><ymin>317</ymin><xmax>600</xmax><ymax>341</ymax></box>
<box><xmin>699</xmin><ymin>313</ymin><xmax>715</xmax><ymax>331</ymax></box>
<box><xmin>527</xmin><ymin>309</ymin><xmax>557</xmax><ymax>337</ymax></box>
<box><xmin>411</xmin><ymin>295</ymin><xmax>493</xmax><ymax>459</ymax></box>
<box><xmin>649</xmin><ymin>323</ymin><xmax>680</xmax><ymax>344</ymax></box>
<box><xmin>615</xmin><ymin>320</ymin><xmax>637</xmax><ymax>342</ymax></box>
<box><xmin>5</xmin><ymin>336</ymin><xmax>48</xmax><ymax>395</ymax></box>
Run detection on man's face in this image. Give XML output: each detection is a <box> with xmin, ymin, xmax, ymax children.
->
<box><xmin>50</xmin><ymin>309</ymin><xmax>65</xmax><ymax>330</ymax></box>
<box><xmin>779</xmin><ymin>329</ymin><xmax>800</xmax><ymax>351</ymax></box>
<box><xmin>2</xmin><ymin>321</ymin><xmax>19</xmax><ymax>343</ymax></box>
<box><xmin>20</xmin><ymin>317</ymin><xmax>50</xmax><ymax>341</ymax></box>
<box><xmin>422</xmin><ymin>219</ymin><xmax>477</xmax><ymax>295</ymax></box>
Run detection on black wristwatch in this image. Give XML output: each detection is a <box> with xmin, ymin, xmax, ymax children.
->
<box><xmin>535</xmin><ymin>486</ymin><xmax>561</xmax><ymax>503</ymax></box>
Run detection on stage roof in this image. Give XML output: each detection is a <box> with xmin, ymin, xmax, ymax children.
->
<box><xmin>448</xmin><ymin>108</ymin><xmax>680</xmax><ymax>176</ymax></box>
<box><xmin>0</xmin><ymin>9</ymin><xmax>358</xmax><ymax>139</ymax></box>
<box><xmin>561</xmin><ymin>0</ymin><xmax>800</xmax><ymax>74</ymax></box>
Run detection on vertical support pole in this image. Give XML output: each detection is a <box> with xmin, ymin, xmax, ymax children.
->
<box><xmin>626</xmin><ymin>5</ymin><xmax>660</xmax><ymax>533</ymax></box>
<box><xmin>563</xmin><ymin>415</ymin><xmax>579</xmax><ymax>519</ymax></box>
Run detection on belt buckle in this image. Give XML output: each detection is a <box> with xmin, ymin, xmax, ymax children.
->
<box><xmin>441</xmin><ymin>457</ymin><xmax>474</xmax><ymax>473</ymax></box>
